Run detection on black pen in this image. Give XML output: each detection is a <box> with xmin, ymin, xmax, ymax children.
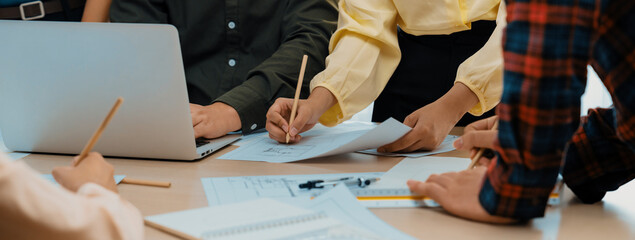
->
<box><xmin>299</xmin><ymin>177</ymin><xmax>380</xmax><ymax>189</ymax></box>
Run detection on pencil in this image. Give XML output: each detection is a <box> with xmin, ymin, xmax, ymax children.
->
<box><xmin>286</xmin><ymin>54</ymin><xmax>308</xmax><ymax>144</ymax></box>
<box><xmin>467</xmin><ymin>121</ymin><xmax>498</xmax><ymax>169</ymax></box>
<box><xmin>121</xmin><ymin>177</ymin><xmax>172</xmax><ymax>188</ymax></box>
<box><xmin>74</xmin><ymin>97</ymin><xmax>124</xmax><ymax>166</ymax></box>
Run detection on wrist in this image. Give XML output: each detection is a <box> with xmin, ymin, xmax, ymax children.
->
<box><xmin>307</xmin><ymin>87</ymin><xmax>337</xmax><ymax>117</ymax></box>
<box><xmin>436</xmin><ymin>82</ymin><xmax>479</xmax><ymax>123</ymax></box>
<box><xmin>210</xmin><ymin>102</ymin><xmax>242</xmax><ymax>132</ymax></box>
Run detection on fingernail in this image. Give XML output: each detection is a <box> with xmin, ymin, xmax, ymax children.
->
<box><xmin>290</xmin><ymin>127</ymin><xmax>298</xmax><ymax>136</ymax></box>
<box><xmin>282</xmin><ymin>124</ymin><xmax>289</xmax><ymax>133</ymax></box>
<box><xmin>453</xmin><ymin>138</ymin><xmax>463</xmax><ymax>149</ymax></box>
<box><xmin>377</xmin><ymin>147</ymin><xmax>386</xmax><ymax>153</ymax></box>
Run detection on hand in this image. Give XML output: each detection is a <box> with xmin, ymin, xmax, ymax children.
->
<box><xmin>378</xmin><ymin>83</ymin><xmax>478</xmax><ymax>153</ymax></box>
<box><xmin>378</xmin><ymin>101</ymin><xmax>458</xmax><ymax>152</ymax></box>
<box><xmin>266</xmin><ymin>87</ymin><xmax>336</xmax><ymax>143</ymax></box>
<box><xmin>453</xmin><ymin>116</ymin><xmax>498</xmax><ymax>167</ymax></box>
<box><xmin>52</xmin><ymin>152</ymin><xmax>118</xmax><ymax>193</ymax></box>
<box><xmin>191</xmin><ymin>102</ymin><xmax>242</xmax><ymax>139</ymax></box>
<box><xmin>266</xmin><ymin>98</ymin><xmax>321</xmax><ymax>143</ymax></box>
<box><xmin>407</xmin><ymin>167</ymin><xmax>516</xmax><ymax>224</ymax></box>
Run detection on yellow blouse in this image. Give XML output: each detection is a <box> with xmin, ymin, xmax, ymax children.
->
<box><xmin>310</xmin><ymin>0</ymin><xmax>506</xmax><ymax>126</ymax></box>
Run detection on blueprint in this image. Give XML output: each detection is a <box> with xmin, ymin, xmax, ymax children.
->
<box><xmin>219</xmin><ymin>118</ymin><xmax>411</xmax><ymax>162</ymax></box>
<box><xmin>201</xmin><ymin>172</ymin><xmax>384</xmax><ymax>206</ymax></box>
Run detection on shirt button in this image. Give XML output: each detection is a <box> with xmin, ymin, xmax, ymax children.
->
<box><xmin>250</xmin><ymin>124</ymin><xmax>257</xmax><ymax>130</ymax></box>
<box><xmin>228</xmin><ymin>59</ymin><xmax>236</xmax><ymax>67</ymax></box>
<box><xmin>228</xmin><ymin>21</ymin><xmax>236</xmax><ymax>29</ymax></box>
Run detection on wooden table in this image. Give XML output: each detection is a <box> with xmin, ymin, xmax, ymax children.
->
<box><xmin>20</xmin><ymin>128</ymin><xmax>635</xmax><ymax>240</ymax></box>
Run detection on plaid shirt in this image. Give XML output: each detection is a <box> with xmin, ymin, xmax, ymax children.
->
<box><xmin>480</xmin><ymin>0</ymin><xmax>635</xmax><ymax>219</ymax></box>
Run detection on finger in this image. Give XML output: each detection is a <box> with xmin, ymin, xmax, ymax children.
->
<box><xmin>378</xmin><ymin>131</ymin><xmax>419</xmax><ymax>153</ymax></box>
<box><xmin>289</xmin><ymin>108</ymin><xmax>312</xmax><ymax>137</ymax></box>
<box><xmin>52</xmin><ymin>166</ymin><xmax>73</xmax><ymax>184</ymax></box>
<box><xmin>266</xmin><ymin>107</ymin><xmax>290</xmax><ymax>134</ymax></box>
<box><xmin>426</xmin><ymin>174</ymin><xmax>453</xmax><ymax>189</ymax></box>
<box><xmin>464</xmin><ymin>116</ymin><xmax>498</xmax><ymax>133</ymax></box>
<box><xmin>407</xmin><ymin>180</ymin><xmax>447</xmax><ymax>203</ymax></box>
<box><xmin>403</xmin><ymin>114</ymin><xmax>417</xmax><ymax>127</ymax></box>
<box><xmin>268</xmin><ymin>126</ymin><xmax>288</xmax><ymax>143</ymax></box>
<box><xmin>453</xmin><ymin>130</ymin><xmax>497</xmax><ymax>150</ymax></box>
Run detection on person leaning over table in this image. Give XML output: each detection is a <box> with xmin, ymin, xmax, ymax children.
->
<box><xmin>0</xmin><ymin>0</ymin><xmax>111</xmax><ymax>22</ymax></box>
<box><xmin>266</xmin><ymin>0</ymin><xmax>506</xmax><ymax>152</ymax></box>
<box><xmin>0</xmin><ymin>152</ymin><xmax>143</xmax><ymax>239</ymax></box>
<box><xmin>406</xmin><ymin>0</ymin><xmax>635</xmax><ymax>223</ymax></box>
<box><xmin>109</xmin><ymin>0</ymin><xmax>338</xmax><ymax>139</ymax></box>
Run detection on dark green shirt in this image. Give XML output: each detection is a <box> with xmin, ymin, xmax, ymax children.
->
<box><xmin>110</xmin><ymin>0</ymin><xmax>337</xmax><ymax>134</ymax></box>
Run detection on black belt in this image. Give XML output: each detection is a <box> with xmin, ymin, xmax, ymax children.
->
<box><xmin>0</xmin><ymin>0</ymin><xmax>84</xmax><ymax>20</ymax></box>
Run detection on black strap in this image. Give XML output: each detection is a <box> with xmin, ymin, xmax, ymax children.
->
<box><xmin>0</xmin><ymin>0</ymin><xmax>84</xmax><ymax>20</ymax></box>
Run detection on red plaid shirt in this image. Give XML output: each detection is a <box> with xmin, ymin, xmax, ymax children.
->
<box><xmin>480</xmin><ymin>0</ymin><xmax>635</xmax><ymax>219</ymax></box>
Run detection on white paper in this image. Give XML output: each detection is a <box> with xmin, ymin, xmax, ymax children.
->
<box><xmin>201</xmin><ymin>172</ymin><xmax>384</xmax><ymax>206</ymax></box>
<box><xmin>358</xmin><ymin>135</ymin><xmax>459</xmax><ymax>157</ymax></box>
<box><xmin>146</xmin><ymin>186</ymin><xmax>411</xmax><ymax>240</ymax></box>
<box><xmin>219</xmin><ymin>118</ymin><xmax>411</xmax><ymax>162</ymax></box>
<box><xmin>296</xmin><ymin>185</ymin><xmax>416</xmax><ymax>240</ymax></box>
<box><xmin>41</xmin><ymin>174</ymin><xmax>126</xmax><ymax>185</ymax></box>
<box><xmin>368</xmin><ymin>156</ymin><xmax>470</xmax><ymax>190</ymax></box>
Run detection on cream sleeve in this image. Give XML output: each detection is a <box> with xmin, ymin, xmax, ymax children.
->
<box><xmin>454</xmin><ymin>1</ymin><xmax>506</xmax><ymax>116</ymax></box>
<box><xmin>310</xmin><ymin>0</ymin><xmax>400</xmax><ymax>126</ymax></box>
<box><xmin>0</xmin><ymin>154</ymin><xmax>143</xmax><ymax>240</ymax></box>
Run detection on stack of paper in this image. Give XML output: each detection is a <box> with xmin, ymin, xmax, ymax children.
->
<box><xmin>146</xmin><ymin>185</ymin><xmax>414</xmax><ymax>240</ymax></box>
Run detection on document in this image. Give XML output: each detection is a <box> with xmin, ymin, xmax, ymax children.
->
<box><xmin>368</xmin><ymin>156</ymin><xmax>470</xmax><ymax>190</ymax></box>
<box><xmin>219</xmin><ymin>118</ymin><xmax>411</xmax><ymax>162</ymax></box>
<box><xmin>41</xmin><ymin>174</ymin><xmax>126</xmax><ymax>185</ymax></box>
<box><xmin>201</xmin><ymin>172</ymin><xmax>384</xmax><ymax>206</ymax></box>
<box><xmin>358</xmin><ymin>135</ymin><xmax>459</xmax><ymax>158</ymax></box>
<box><xmin>145</xmin><ymin>185</ymin><xmax>413</xmax><ymax>240</ymax></box>
<box><xmin>295</xmin><ymin>185</ymin><xmax>415</xmax><ymax>240</ymax></box>
<box><xmin>0</xmin><ymin>130</ymin><xmax>29</xmax><ymax>161</ymax></box>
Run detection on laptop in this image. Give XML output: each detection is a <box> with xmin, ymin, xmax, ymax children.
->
<box><xmin>0</xmin><ymin>21</ymin><xmax>240</xmax><ymax>160</ymax></box>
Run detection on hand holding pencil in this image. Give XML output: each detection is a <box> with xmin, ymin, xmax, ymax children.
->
<box><xmin>451</xmin><ymin>116</ymin><xmax>499</xmax><ymax>169</ymax></box>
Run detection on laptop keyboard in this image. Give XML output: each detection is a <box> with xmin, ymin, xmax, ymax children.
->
<box><xmin>195</xmin><ymin>138</ymin><xmax>209</xmax><ymax>148</ymax></box>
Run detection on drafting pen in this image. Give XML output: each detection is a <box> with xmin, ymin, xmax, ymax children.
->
<box><xmin>299</xmin><ymin>177</ymin><xmax>380</xmax><ymax>189</ymax></box>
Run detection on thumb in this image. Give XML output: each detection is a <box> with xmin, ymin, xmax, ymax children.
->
<box><xmin>52</xmin><ymin>166</ymin><xmax>73</xmax><ymax>183</ymax></box>
<box><xmin>289</xmin><ymin>105</ymin><xmax>313</xmax><ymax>137</ymax></box>
<box><xmin>454</xmin><ymin>130</ymin><xmax>497</xmax><ymax>150</ymax></box>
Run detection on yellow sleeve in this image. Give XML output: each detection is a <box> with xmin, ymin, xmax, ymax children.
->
<box><xmin>309</xmin><ymin>0</ymin><xmax>400</xmax><ymax>126</ymax></box>
<box><xmin>454</xmin><ymin>1</ymin><xmax>506</xmax><ymax>116</ymax></box>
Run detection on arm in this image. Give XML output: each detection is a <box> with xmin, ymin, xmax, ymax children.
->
<box><xmin>479</xmin><ymin>0</ymin><xmax>587</xmax><ymax>219</ymax></box>
<box><xmin>266</xmin><ymin>0</ymin><xmax>399</xmax><ymax>143</ymax></box>
<box><xmin>213</xmin><ymin>0</ymin><xmax>338</xmax><ymax>134</ymax></box>
<box><xmin>82</xmin><ymin>0</ymin><xmax>112</xmax><ymax>22</ymax></box>
<box><xmin>0</xmin><ymin>154</ymin><xmax>143</xmax><ymax>239</ymax></box>
<box><xmin>454</xmin><ymin>1</ymin><xmax>506</xmax><ymax>116</ymax></box>
<box><xmin>309</xmin><ymin>0</ymin><xmax>400</xmax><ymax>126</ymax></box>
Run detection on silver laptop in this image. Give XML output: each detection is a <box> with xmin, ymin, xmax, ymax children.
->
<box><xmin>0</xmin><ymin>21</ymin><xmax>239</xmax><ymax>160</ymax></box>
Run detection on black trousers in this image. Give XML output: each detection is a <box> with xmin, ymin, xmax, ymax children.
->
<box><xmin>372</xmin><ymin>21</ymin><xmax>497</xmax><ymax>126</ymax></box>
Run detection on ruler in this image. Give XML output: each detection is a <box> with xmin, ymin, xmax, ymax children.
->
<box><xmin>351</xmin><ymin>176</ymin><xmax>564</xmax><ymax>208</ymax></box>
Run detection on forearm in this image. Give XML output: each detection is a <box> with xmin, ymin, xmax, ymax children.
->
<box><xmin>0</xmin><ymin>157</ymin><xmax>143</xmax><ymax>239</ymax></box>
<box><xmin>480</xmin><ymin>0</ymin><xmax>588</xmax><ymax>220</ymax></box>
<box><xmin>82</xmin><ymin>0</ymin><xmax>112</xmax><ymax>22</ymax></box>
